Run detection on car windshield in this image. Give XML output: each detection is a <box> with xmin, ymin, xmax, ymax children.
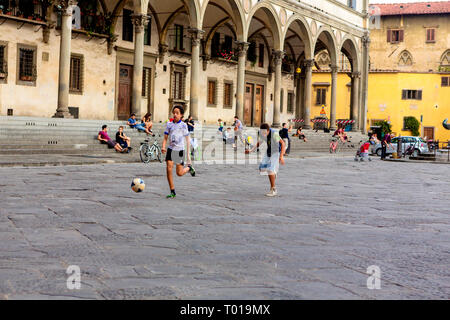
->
<box><xmin>419</xmin><ymin>138</ymin><xmax>426</xmax><ymax>143</ymax></box>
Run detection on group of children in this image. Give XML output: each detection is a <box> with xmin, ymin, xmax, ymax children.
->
<box><xmin>163</xmin><ymin>108</ymin><xmax>285</xmax><ymax>198</ymax></box>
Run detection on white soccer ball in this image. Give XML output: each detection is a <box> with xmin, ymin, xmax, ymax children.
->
<box><xmin>131</xmin><ymin>178</ymin><xmax>145</xmax><ymax>193</ymax></box>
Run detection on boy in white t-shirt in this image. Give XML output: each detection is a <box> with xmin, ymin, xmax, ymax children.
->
<box><xmin>161</xmin><ymin>106</ymin><xmax>196</xmax><ymax>199</ymax></box>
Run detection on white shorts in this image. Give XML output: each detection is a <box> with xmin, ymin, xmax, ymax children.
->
<box><xmin>259</xmin><ymin>154</ymin><xmax>280</xmax><ymax>176</ymax></box>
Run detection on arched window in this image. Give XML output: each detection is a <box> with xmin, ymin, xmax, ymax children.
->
<box><xmin>398</xmin><ymin>50</ymin><xmax>413</xmax><ymax>66</ymax></box>
<box><xmin>440</xmin><ymin>50</ymin><xmax>450</xmax><ymax>66</ymax></box>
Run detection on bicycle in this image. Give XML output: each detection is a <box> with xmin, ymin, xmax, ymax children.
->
<box><xmin>330</xmin><ymin>137</ymin><xmax>342</xmax><ymax>153</ymax></box>
<box><xmin>139</xmin><ymin>134</ymin><xmax>162</xmax><ymax>163</ymax></box>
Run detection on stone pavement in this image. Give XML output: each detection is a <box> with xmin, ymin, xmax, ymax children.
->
<box><xmin>0</xmin><ymin>157</ymin><xmax>449</xmax><ymax>299</ymax></box>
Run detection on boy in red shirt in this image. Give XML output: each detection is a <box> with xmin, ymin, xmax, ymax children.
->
<box><xmin>355</xmin><ymin>141</ymin><xmax>372</xmax><ymax>162</ymax></box>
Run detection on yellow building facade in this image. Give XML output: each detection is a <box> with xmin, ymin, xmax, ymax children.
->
<box><xmin>310</xmin><ymin>71</ymin><xmax>450</xmax><ymax>142</ymax></box>
<box><xmin>310</xmin><ymin>2</ymin><xmax>450</xmax><ymax>142</ymax></box>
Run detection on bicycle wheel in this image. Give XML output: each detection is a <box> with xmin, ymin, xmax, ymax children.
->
<box><xmin>139</xmin><ymin>144</ymin><xmax>151</xmax><ymax>163</ymax></box>
<box><xmin>155</xmin><ymin>146</ymin><xmax>162</xmax><ymax>163</ymax></box>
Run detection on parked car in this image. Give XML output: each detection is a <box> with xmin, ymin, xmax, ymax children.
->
<box><xmin>371</xmin><ymin>136</ymin><xmax>429</xmax><ymax>157</ymax></box>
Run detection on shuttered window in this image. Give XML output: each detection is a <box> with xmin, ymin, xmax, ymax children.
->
<box><xmin>426</xmin><ymin>28</ymin><xmax>435</xmax><ymax>43</ymax></box>
<box><xmin>69</xmin><ymin>54</ymin><xmax>83</xmax><ymax>93</ymax></box>
<box><xmin>142</xmin><ymin>67</ymin><xmax>151</xmax><ymax>97</ymax></box>
<box><xmin>207</xmin><ymin>80</ymin><xmax>217</xmax><ymax>106</ymax></box>
<box><xmin>387</xmin><ymin>29</ymin><xmax>404</xmax><ymax>43</ymax></box>
<box><xmin>223</xmin><ymin>82</ymin><xmax>232</xmax><ymax>108</ymax></box>
<box><xmin>316</xmin><ymin>88</ymin><xmax>327</xmax><ymax>105</ymax></box>
<box><xmin>441</xmin><ymin>77</ymin><xmax>449</xmax><ymax>87</ymax></box>
<box><xmin>401</xmin><ymin>89</ymin><xmax>422</xmax><ymax>100</ymax></box>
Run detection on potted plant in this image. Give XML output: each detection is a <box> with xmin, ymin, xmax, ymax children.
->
<box><xmin>0</xmin><ymin>6</ymin><xmax>4</xmax><ymax>14</ymax></box>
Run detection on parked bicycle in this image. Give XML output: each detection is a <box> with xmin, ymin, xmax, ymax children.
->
<box><xmin>140</xmin><ymin>134</ymin><xmax>162</xmax><ymax>163</ymax></box>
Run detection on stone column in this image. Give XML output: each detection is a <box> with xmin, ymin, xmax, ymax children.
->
<box><xmin>302</xmin><ymin>59</ymin><xmax>314</xmax><ymax>129</ymax></box>
<box><xmin>235</xmin><ymin>41</ymin><xmax>249</xmax><ymax>121</ymax></box>
<box><xmin>330</xmin><ymin>64</ymin><xmax>339</xmax><ymax>130</ymax></box>
<box><xmin>272</xmin><ymin>50</ymin><xmax>284</xmax><ymax>128</ymax></box>
<box><xmin>188</xmin><ymin>28</ymin><xmax>204</xmax><ymax>121</ymax></box>
<box><xmin>361</xmin><ymin>33</ymin><xmax>371</xmax><ymax>133</ymax></box>
<box><xmin>351</xmin><ymin>71</ymin><xmax>361</xmax><ymax>131</ymax></box>
<box><xmin>54</xmin><ymin>0</ymin><xmax>77</xmax><ymax>118</ymax></box>
<box><xmin>131</xmin><ymin>14</ymin><xmax>149</xmax><ymax>118</ymax></box>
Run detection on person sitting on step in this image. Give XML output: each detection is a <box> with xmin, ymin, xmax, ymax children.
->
<box><xmin>127</xmin><ymin>113</ymin><xmax>151</xmax><ymax>134</ymax></box>
<box><xmin>98</xmin><ymin>125</ymin><xmax>126</xmax><ymax>153</ymax></box>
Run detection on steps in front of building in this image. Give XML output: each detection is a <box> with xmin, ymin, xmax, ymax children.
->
<box><xmin>0</xmin><ymin>116</ymin><xmax>367</xmax><ymax>156</ymax></box>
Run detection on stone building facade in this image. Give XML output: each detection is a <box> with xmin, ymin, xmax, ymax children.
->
<box><xmin>0</xmin><ymin>0</ymin><xmax>369</xmax><ymax>131</ymax></box>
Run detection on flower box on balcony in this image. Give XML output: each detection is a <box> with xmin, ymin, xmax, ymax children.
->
<box><xmin>20</xmin><ymin>75</ymin><xmax>33</xmax><ymax>81</ymax></box>
<box><xmin>0</xmin><ymin>72</ymin><xmax>6</xmax><ymax>79</ymax></box>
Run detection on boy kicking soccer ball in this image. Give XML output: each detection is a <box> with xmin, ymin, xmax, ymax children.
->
<box><xmin>246</xmin><ymin>123</ymin><xmax>285</xmax><ymax>197</ymax></box>
<box><xmin>161</xmin><ymin>105</ymin><xmax>196</xmax><ymax>199</ymax></box>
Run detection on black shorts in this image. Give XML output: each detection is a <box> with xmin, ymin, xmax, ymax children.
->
<box><xmin>165</xmin><ymin>148</ymin><xmax>184</xmax><ymax>164</ymax></box>
<box><xmin>102</xmin><ymin>140</ymin><xmax>117</xmax><ymax>148</ymax></box>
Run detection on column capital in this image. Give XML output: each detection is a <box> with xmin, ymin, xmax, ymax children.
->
<box><xmin>351</xmin><ymin>71</ymin><xmax>361</xmax><ymax>79</ymax></box>
<box><xmin>58</xmin><ymin>0</ymin><xmax>78</xmax><ymax>16</ymax></box>
<box><xmin>272</xmin><ymin>50</ymin><xmax>285</xmax><ymax>66</ymax></box>
<box><xmin>302</xmin><ymin>59</ymin><xmax>315</xmax><ymax>69</ymax></box>
<box><xmin>235</xmin><ymin>41</ymin><xmax>250</xmax><ymax>57</ymax></box>
<box><xmin>330</xmin><ymin>64</ymin><xmax>339</xmax><ymax>74</ymax></box>
<box><xmin>131</xmin><ymin>14</ymin><xmax>150</xmax><ymax>33</ymax></box>
<box><xmin>188</xmin><ymin>28</ymin><xmax>205</xmax><ymax>46</ymax></box>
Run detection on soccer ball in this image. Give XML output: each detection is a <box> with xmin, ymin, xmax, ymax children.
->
<box><xmin>131</xmin><ymin>178</ymin><xmax>145</xmax><ymax>193</ymax></box>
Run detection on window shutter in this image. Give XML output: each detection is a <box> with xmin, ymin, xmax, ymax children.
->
<box><xmin>402</xmin><ymin>90</ymin><xmax>407</xmax><ymax>100</ymax></box>
<box><xmin>431</xmin><ymin>29</ymin><xmax>435</xmax><ymax>41</ymax></box>
<box><xmin>417</xmin><ymin>90</ymin><xmax>422</xmax><ymax>100</ymax></box>
<box><xmin>387</xmin><ymin>29</ymin><xmax>391</xmax><ymax>43</ymax></box>
<box><xmin>316</xmin><ymin>89</ymin><xmax>321</xmax><ymax>105</ymax></box>
<box><xmin>399</xmin><ymin>30</ymin><xmax>404</xmax><ymax>42</ymax></box>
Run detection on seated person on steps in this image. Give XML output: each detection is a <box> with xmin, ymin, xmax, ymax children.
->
<box><xmin>98</xmin><ymin>125</ymin><xmax>126</xmax><ymax>153</ymax></box>
<box><xmin>116</xmin><ymin>126</ymin><xmax>132</xmax><ymax>153</ymax></box>
<box><xmin>127</xmin><ymin>113</ymin><xmax>151</xmax><ymax>135</ymax></box>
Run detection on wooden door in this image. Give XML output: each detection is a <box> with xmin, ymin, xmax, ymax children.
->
<box><xmin>424</xmin><ymin>127</ymin><xmax>434</xmax><ymax>141</ymax></box>
<box><xmin>118</xmin><ymin>64</ymin><xmax>133</xmax><ymax>120</ymax></box>
<box><xmin>244</xmin><ymin>83</ymin><xmax>253</xmax><ymax>126</ymax></box>
<box><xmin>253</xmin><ymin>85</ymin><xmax>264</xmax><ymax>127</ymax></box>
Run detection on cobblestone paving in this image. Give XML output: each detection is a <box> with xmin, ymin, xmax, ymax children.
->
<box><xmin>0</xmin><ymin>157</ymin><xmax>449</xmax><ymax>299</ymax></box>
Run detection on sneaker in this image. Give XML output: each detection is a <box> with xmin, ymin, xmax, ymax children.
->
<box><xmin>166</xmin><ymin>193</ymin><xmax>176</xmax><ymax>199</ymax></box>
<box><xmin>265</xmin><ymin>188</ymin><xmax>278</xmax><ymax>197</ymax></box>
<box><xmin>188</xmin><ymin>165</ymin><xmax>196</xmax><ymax>177</ymax></box>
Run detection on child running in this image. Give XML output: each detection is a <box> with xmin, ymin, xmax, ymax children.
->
<box><xmin>246</xmin><ymin>123</ymin><xmax>285</xmax><ymax>197</ymax></box>
<box><xmin>161</xmin><ymin>105</ymin><xmax>196</xmax><ymax>199</ymax></box>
